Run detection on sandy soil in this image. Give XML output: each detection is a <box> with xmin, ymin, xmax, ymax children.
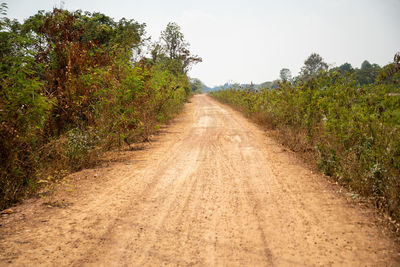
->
<box><xmin>0</xmin><ymin>94</ymin><xmax>399</xmax><ymax>266</ymax></box>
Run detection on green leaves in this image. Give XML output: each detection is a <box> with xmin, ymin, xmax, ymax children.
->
<box><xmin>211</xmin><ymin>70</ymin><xmax>400</xmax><ymax>221</ymax></box>
<box><xmin>0</xmin><ymin>8</ymin><xmax>195</xmax><ymax>209</ymax></box>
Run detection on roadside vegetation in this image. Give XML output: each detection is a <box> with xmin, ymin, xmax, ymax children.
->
<box><xmin>211</xmin><ymin>52</ymin><xmax>400</xmax><ymax>221</ymax></box>
<box><xmin>0</xmin><ymin>4</ymin><xmax>201</xmax><ymax>209</ymax></box>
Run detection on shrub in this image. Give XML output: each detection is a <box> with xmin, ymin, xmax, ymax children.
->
<box><xmin>0</xmin><ymin>8</ymin><xmax>196</xmax><ymax>209</ymax></box>
<box><xmin>211</xmin><ymin>71</ymin><xmax>400</xmax><ymax>220</ymax></box>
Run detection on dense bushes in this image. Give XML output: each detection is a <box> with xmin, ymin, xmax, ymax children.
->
<box><xmin>211</xmin><ymin>66</ymin><xmax>400</xmax><ymax>221</ymax></box>
<box><xmin>0</xmin><ymin>8</ymin><xmax>197</xmax><ymax>209</ymax></box>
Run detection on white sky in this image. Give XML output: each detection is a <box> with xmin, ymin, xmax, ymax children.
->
<box><xmin>5</xmin><ymin>0</ymin><xmax>400</xmax><ymax>86</ymax></box>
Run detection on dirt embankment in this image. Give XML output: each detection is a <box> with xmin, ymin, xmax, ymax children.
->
<box><xmin>0</xmin><ymin>94</ymin><xmax>399</xmax><ymax>266</ymax></box>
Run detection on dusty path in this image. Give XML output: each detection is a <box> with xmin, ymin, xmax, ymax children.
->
<box><xmin>0</xmin><ymin>94</ymin><xmax>398</xmax><ymax>266</ymax></box>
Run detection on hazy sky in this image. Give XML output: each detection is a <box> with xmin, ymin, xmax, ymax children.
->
<box><xmin>4</xmin><ymin>0</ymin><xmax>400</xmax><ymax>86</ymax></box>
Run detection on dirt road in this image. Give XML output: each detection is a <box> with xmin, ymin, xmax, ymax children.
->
<box><xmin>0</xmin><ymin>95</ymin><xmax>398</xmax><ymax>266</ymax></box>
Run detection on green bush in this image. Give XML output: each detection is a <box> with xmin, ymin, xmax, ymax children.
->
<box><xmin>211</xmin><ymin>71</ymin><xmax>400</xmax><ymax>221</ymax></box>
<box><xmin>0</xmin><ymin>8</ymin><xmax>196</xmax><ymax>209</ymax></box>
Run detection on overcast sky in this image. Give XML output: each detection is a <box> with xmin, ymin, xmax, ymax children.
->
<box><xmin>4</xmin><ymin>0</ymin><xmax>400</xmax><ymax>86</ymax></box>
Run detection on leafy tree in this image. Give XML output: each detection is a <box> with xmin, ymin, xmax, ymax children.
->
<box><xmin>160</xmin><ymin>22</ymin><xmax>202</xmax><ymax>73</ymax></box>
<box><xmin>190</xmin><ymin>78</ymin><xmax>205</xmax><ymax>93</ymax></box>
<box><xmin>0</xmin><ymin>5</ymin><xmax>52</xmax><ymax>206</ymax></box>
<box><xmin>0</xmin><ymin>2</ymin><xmax>7</xmax><ymax>27</ymax></box>
<box><xmin>300</xmin><ymin>53</ymin><xmax>328</xmax><ymax>77</ymax></box>
<box><xmin>330</xmin><ymin>63</ymin><xmax>353</xmax><ymax>76</ymax></box>
<box><xmin>279</xmin><ymin>68</ymin><xmax>292</xmax><ymax>81</ymax></box>
<box><xmin>338</xmin><ymin>63</ymin><xmax>352</xmax><ymax>73</ymax></box>
<box><xmin>361</xmin><ymin>60</ymin><xmax>372</xmax><ymax>70</ymax></box>
<box><xmin>354</xmin><ymin>60</ymin><xmax>381</xmax><ymax>85</ymax></box>
<box><xmin>150</xmin><ymin>41</ymin><xmax>165</xmax><ymax>63</ymax></box>
<box><xmin>0</xmin><ymin>7</ymin><xmax>200</xmax><ymax>209</ymax></box>
<box><xmin>161</xmin><ymin>22</ymin><xmax>184</xmax><ymax>60</ymax></box>
<box><xmin>378</xmin><ymin>51</ymin><xmax>400</xmax><ymax>83</ymax></box>
<box><xmin>16</xmin><ymin>9</ymin><xmax>147</xmax><ymax>134</ymax></box>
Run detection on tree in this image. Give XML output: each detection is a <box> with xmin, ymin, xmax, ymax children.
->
<box><xmin>179</xmin><ymin>47</ymin><xmax>202</xmax><ymax>74</ymax></box>
<box><xmin>300</xmin><ymin>53</ymin><xmax>328</xmax><ymax>77</ymax></box>
<box><xmin>338</xmin><ymin>63</ymin><xmax>353</xmax><ymax>73</ymax></box>
<box><xmin>160</xmin><ymin>22</ymin><xmax>202</xmax><ymax>73</ymax></box>
<box><xmin>354</xmin><ymin>60</ymin><xmax>381</xmax><ymax>85</ymax></box>
<box><xmin>330</xmin><ymin>63</ymin><xmax>353</xmax><ymax>75</ymax></box>
<box><xmin>361</xmin><ymin>60</ymin><xmax>372</xmax><ymax>70</ymax></box>
<box><xmin>161</xmin><ymin>22</ymin><xmax>184</xmax><ymax>59</ymax></box>
<box><xmin>190</xmin><ymin>78</ymin><xmax>205</xmax><ymax>93</ymax></box>
<box><xmin>377</xmin><ymin>51</ymin><xmax>400</xmax><ymax>83</ymax></box>
<box><xmin>150</xmin><ymin>42</ymin><xmax>165</xmax><ymax>63</ymax></box>
<box><xmin>0</xmin><ymin>3</ymin><xmax>7</xmax><ymax>28</ymax></box>
<box><xmin>279</xmin><ymin>68</ymin><xmax>292</xmax><ymax>81</ymax></box>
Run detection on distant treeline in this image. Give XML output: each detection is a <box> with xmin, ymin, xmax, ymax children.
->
<box><xmin>204</xmin><ymin>55</ymin><xmax>389</xmax><ymax>92</ymax></box>
<box><xmin>0</xmin><ymin>4</ymin><xmax>201</xmax><ymax>209</ymax></box>
<box><xmin>211</xmin><ymin>52</ymin><xmax>400</xmax><ymax>221</ymax></box>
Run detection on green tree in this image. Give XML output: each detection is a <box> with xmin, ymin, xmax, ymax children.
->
<box><xmin>378</xmin><ymin>51</ymin><xmax>400</xmax><ymax>83</ymax></box>
<box><xmin>330</xmin><ymin>63</ymin><xmax>353</xmax><ymax>75</ymax></box>
<box><xmin>160</xmin><ymin>22</ymin><xmax>202</xmax><ymax>74</ymax></box>
<box><xmin>150</xmin><ymin>41</ymin><xmax>165</xmax><ymax>63</ymax></box>
<box><xmin>190</xmin><ymin>78</ymin><xmax>205</xmax><ymax>93</ymax></box>
<box><xmin>0</xmin><ymin>2</ymin><xmax>7</xmax><ymax>27</ymax></box>
<box><xmin>338</xmin><ymin>63</ymin><xmax>353</xmax><ymax>73</ymax></box>
<box><xmin>161</xmin><ymin>22</ymin><xmax>184</xmax><ymax>59</ymax></box>
<box><xmin>354</xmin><ymin>60</ymin><xmax>381</xmax><ymax>85</ymax></box>
<box><xmin>279</xmin><ymin>68</ymin><xmax>292</xmax><ymax>81</ymax></box>
<box><xmin>361</xmin><ymin>60</ymin><xmax>372</xmax><ymax>70</ymax></box>
<box><xmin>300</xmin><ymin>53</ymin><xmax>328</xmax><ymax>77</ymax></box>
<box><xmin>0</xmin><ymin>7</ymin><xmax>199</xmax><ymax>209</ymax></box>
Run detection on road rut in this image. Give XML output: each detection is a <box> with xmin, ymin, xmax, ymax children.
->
<box><xmin>0</xmin><ymin>94</ymin><xmax>398</xmax><ymax>266</ymax></box>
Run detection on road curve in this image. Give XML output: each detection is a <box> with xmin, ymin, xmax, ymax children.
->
<box><xmin>0</xmin><ymin>94</ymin><xmax>398</xmax><ymax>266</ymax></box>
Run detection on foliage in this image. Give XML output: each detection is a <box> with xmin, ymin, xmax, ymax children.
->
<box><xmin>211</xmin><ymin>54</ymin><xmax>400</xmax><ymax>221</ymax></box>
<box><xmin>331</xmin><ymin>63</ymin><xmax>353</xmax><ymax>74</ymax></box>
<box><xmin>377</xmin><ymin>52</ymin><xmax>400</xmax><ymax>84</ymax></box>
<box><xmin>300</xmin><ymin>53</ymin><xmax>328</xmax><ymax>77</ymax></box>
<box><xmin>161</xmin><ymin>22</ymin><xmax>185</xmax><ymax>60</ymax></box>
<box><xmin>159</xmin><ymin>22</ymin><xmax>202</xmax><ymax>74</ymax></box>
<box><xmin>354</xmin><ymin>60</ymin><xmax>381</xmax><ymax>85</ymax></box>
<box><xmin>0</xmin><ymin>8</ymin><xmax>199</xmax><ymax>209</ymax></box>
<box><xmin>279</xmin><ymin>68</ymin><xmax>292</xmax><ymax>81</ymax></box>
<box><xmin>190</xmin><ymin>78</ymin><xmax>205</xmax><ymax>94</ymax></box>
<box><xmin>330</xmin><ymin>60</ymin><xmax>382</xmax><ymax>86</ymax></box>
